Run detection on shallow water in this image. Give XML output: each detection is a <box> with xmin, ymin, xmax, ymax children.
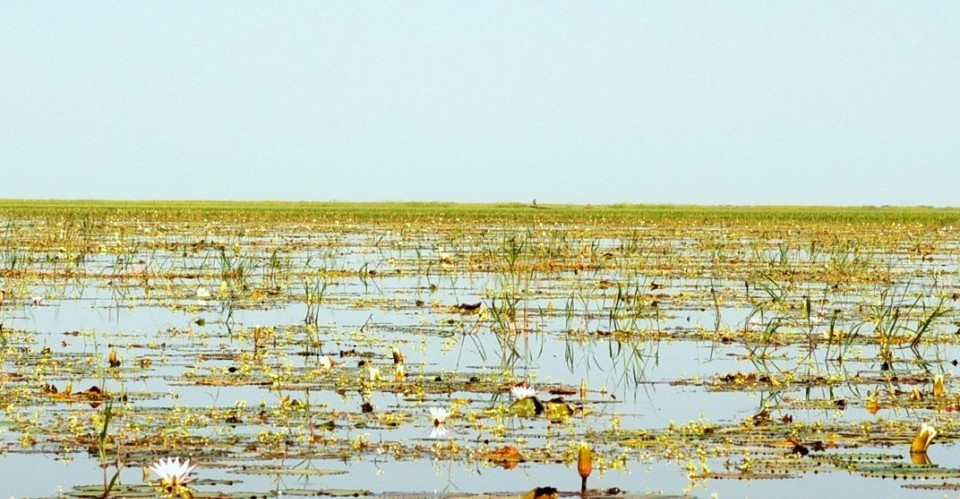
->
<box><xmin>3</xmin><ymin>212</ymin><xmax>960</xmax><ymax>497</ymax></box>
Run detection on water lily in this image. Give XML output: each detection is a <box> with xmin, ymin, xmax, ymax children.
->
<box><xmin>511</xmin><ymin>385</ymin><xmax>537</xmax><ymax>400</ymax></box>
<box><xmin>195</xmin><ymin>285</ymin><xmax>210</xmax><ymax>306</ymax></box>
<box><xmin>429</xmin><ymin>407</ymin><xmax>451</xmax><ymax>438</ymax></box>
<box><xmin>318</xmin><ymin>355</ymin><xmax>335</xmax><ymax>370</ymax></box>
<box><xmin>911</xmin><ymin>423</ymin><xmax>937</xmax><ymax>454</ymax></box>
<box><xmin>933</xmin><ymin>374</ymin><xmax>945</xmax><ymax>397</ymax></box>
<box><xmin>577</xmin><ymin>441</ymin><xmax>592</xmax><ymax>492</ymax></box>
<box><xmin>510</xmin><ymin>385</ymin><xmax>544</xmax><ymax>417</ymax></box>
<box><xmin>149</xmin><ymin>457</ymin><xmax>196</xmax><ymax>489</ymax></box>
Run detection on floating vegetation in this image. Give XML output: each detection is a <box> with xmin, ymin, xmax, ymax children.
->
<box><xmin>148</xmin><ymin>457</ymin><xmax>196</xmax><ymax>496</ymax></box>
<box><xmin>3</xmin><ymin>202</ymin><xmax>960</xmax><ymax>497</ymax></box>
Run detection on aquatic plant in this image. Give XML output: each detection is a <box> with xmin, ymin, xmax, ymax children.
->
<box><xmin>5</xmin><ymin>201</ymin><xmax>960</xmax><ymax>496</ymax></box>
<box><xmin>429</xmin><ymin>407</ymin><xmax>452</xmax><ymax>439</ymax></box>
<box><xmin>910</xmin><ymin>424</ymin><xmax>937</xmax><ymax>454</ymax></box>
<box><xmin>96</xmin><ymin>400</ymin><xmax>122</xmax><ymax>498</ymax></box>
<box><xmin>578</xmin><ymin>441</ymin><xmax>592</xmax><ymax>492</ymax></box>
<box><xmin>510</xmin><ymin>385</ymin><xmax>537</xmax><ymax>400</ymax></box>
<box><xmin>149</xmin><ymin>457</ymin><xmax>196</xmax><ymax>495</ymax></box>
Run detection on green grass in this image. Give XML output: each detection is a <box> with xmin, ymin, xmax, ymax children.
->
<box><xmin>2</xmin><ymin>199</ymin><xmax>960</xmax><ymax>224</ymax></box>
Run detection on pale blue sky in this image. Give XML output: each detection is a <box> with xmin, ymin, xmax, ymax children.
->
<box><xmin>2</xmin><ymin>2</ymin><xmax>958</xmax><ymax>205</ymax></box>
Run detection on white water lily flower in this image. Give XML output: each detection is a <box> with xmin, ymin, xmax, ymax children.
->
<box><xmin>430</xmin><ymin>407</ymin><xmax>449</xmax><ymax>423</ymax></box>
<box><xmin>318</xmin><ymin>355</ymin><xmax>335</xmax><ymax>370</ymax></box>
<box><xmin>195</xmin><ymin>286</ymin><xmax>211</xmax><ymax>300</ymax></box>
<box><xmin>511</xmin><ymin>385</ymin><xmax>536</xmax><ymax>400</ymax></box>
<box><xmin>149</xmin><ymin>457</ymin><xmax>196</xmax><ymax>488</ymax></box>
<box><xmin>429</xmin><ymin>407</ymin><xmax>451</xmax><ymax>439</ymax></box>
<box><xmin>430</xmin><ymin>423</ymin><xmax>450</xmax><ymax>439</ymax></box>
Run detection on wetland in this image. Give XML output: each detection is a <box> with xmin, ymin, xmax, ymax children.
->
<box><xmin>3</xmin><ymin>201</ymin><xmax>960</xmax><ymax>497</ymax></box>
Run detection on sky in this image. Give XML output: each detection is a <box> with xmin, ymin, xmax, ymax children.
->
<box><xmin>1</xmin><ymin>2</ymin><xmax>958</xmax><ymax>206</ymax></box>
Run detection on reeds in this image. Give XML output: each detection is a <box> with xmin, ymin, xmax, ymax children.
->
<box><xmin>3</xmin><ymin>201</ymin><xmax>960</xmax><ymax>495</ymax></box>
